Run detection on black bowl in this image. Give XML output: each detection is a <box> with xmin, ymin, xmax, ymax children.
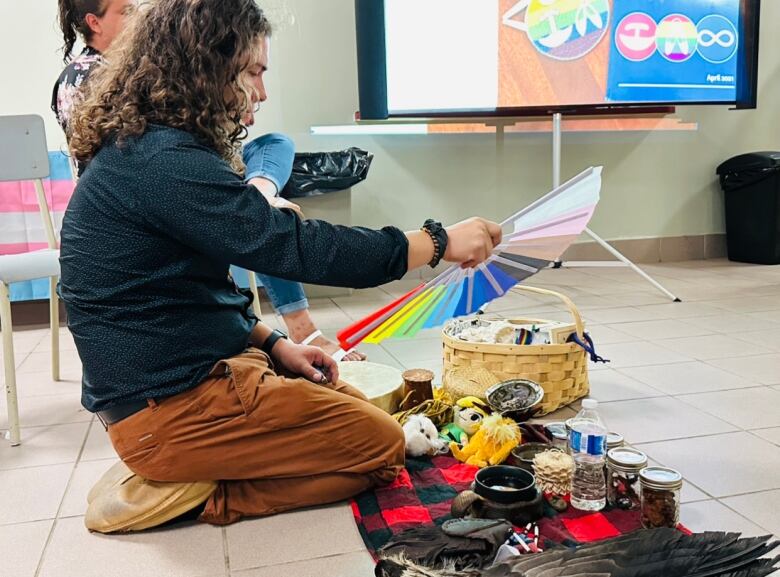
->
<box><xmin>507</xmin><ymin>442</ymin><xmax>557</xmax><ymax>472</ymax></box>
<box><xmin>474</xmin><ymin>465</ymin><xmax>536</xmax><ymax>504</ymax></box>
<box><xmin>485</xmin><ymin>379</ymin><xmax>544</xmax><ymax>422</ymax></box>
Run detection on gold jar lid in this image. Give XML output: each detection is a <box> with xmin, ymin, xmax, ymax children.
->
<box><xmin>640</xmin><ymin>466</ymin><xmax>683</xmax><ymax>490</ymax></box>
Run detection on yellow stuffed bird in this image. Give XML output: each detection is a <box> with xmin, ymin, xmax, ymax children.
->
<box><xmin>449</xmin><ymin>413</ymin><xmax>522</xmax><ymax>468</ymax></box>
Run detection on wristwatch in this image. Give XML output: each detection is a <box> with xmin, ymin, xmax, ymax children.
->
<box><xmin>421</xmin><ymin>219</ymin><xmax>448</xmax><ymax>268</ymax></box>
<box><xmin>261</xmin><ymin>329</ymin><xmax>288</xmax><ymax>356</ymax></box>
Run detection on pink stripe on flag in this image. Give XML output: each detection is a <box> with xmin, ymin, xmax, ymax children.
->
<box><xmin>0</xmin><ymin>242</ymin><xmax>51</xmax><ymax>256</ymax></box>
<box><xmin>0</xmin><ymin>179</ymin><xmax>75</xmax><ymax>213</ymax></box>
<box><xmin>509</xmin><ymin>207</ymin><xmax>596</xmax><ymax>242</ymax></box>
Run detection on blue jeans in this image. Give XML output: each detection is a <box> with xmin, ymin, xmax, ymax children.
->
<box><xmin>240</xmin><ymin>133</ymin><xmax>308</xmax><ymax>316</ymax></box>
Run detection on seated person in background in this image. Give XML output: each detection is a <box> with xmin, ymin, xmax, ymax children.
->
<box><xmin>60</xmin><ymin>0</ymin><xmax>501</xmax><ymax>525</ymax></box>
<box><xmin>52</xmin><ymin>0</ymin><xmax>365</xmax><ymax>361</ymax></box>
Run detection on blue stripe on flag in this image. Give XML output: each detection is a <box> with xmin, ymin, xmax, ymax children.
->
<box><xmin>49</xmin><ymin>151</ymin><xmax>73</xmax><ymax>181</ymax></box>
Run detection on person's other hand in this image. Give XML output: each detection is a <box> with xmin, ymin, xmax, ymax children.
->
<box><xmin>444</xmin><ymin>217</ymin><xmax>503</xmax><ymax>268</ymax></box>
<box><xmin>270</xmin><ymin>339</ymin><xmax>338</xmax><ymax>384</ymax></box>
<box><xmin>271</xmin><ymin>197</ymin><xmax>304</xmax><ymax>218</ymax></box>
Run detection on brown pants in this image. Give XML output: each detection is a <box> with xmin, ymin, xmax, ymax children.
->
<box><xmin>107</xmin><ymin>348</ymin><xmax>405</xmax><ymax>525</ymax></box>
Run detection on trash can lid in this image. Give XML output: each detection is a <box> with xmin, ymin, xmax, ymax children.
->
<box><xmin>717</xmin><ymin>151</ymin><xmax>780</xmax><ymax>175</ymax></box>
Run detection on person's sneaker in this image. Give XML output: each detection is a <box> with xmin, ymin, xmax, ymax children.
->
<box><xmin>85</xmin><ymin>460</ymin><xmax>216</xmax><ymax>533</ymax></box>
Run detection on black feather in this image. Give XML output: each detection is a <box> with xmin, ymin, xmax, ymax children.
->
<box><xmin>379</xmin><ymin>530</ymin><xmax>780</xmax><ymax>577</ymax></box>
<box><xmin>503</xmin><ymin>531</ymin><xmax>780</xmax><ymax>577</ymax></box>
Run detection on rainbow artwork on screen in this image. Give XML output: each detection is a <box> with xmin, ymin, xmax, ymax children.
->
<box><xmin>502</xmin><ymin>0</ymin><xmax>611</xmax><ymax>61</ymax></box>
<box><xmin>379</xmin><ymin>0</ymin><xmax>751</xmax><ymax>115</ymax></box>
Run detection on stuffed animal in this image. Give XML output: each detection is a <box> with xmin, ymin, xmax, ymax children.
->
<box><xmin>402</xmin><ymin>414</ymin><xmax>449</xmax><ymax>457</ymax></box>
<box><xmin>439</xmin><ymin>423</ymin><xmax>468</xmax><ymax>446</ymax></box>
<box><xmin>449</xmin><ymin>413</ymin><xmax>521</xmax><ymax>468</ymax></box>
<box><xmin>452</xmin><ymin>396</ymin><xmax>490</xmax><ymax>436</ymax></box>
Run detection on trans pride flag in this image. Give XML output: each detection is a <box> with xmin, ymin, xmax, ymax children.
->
<box><xmin>0</xmin><ymin>151</ymin><xmax>74</xmax><ymax>301</ymax></box>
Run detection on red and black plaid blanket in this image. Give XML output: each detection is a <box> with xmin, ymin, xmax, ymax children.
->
<box><xmin>351</xmin><ymin>455</ymin><xmax>667</xmax><ymax>557</ymax></box>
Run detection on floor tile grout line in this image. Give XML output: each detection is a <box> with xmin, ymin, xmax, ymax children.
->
<box><xmin>634</xmin><ymin>447</ymin><xmax>716</xmax><ymax>502</ymax></box>
<box><xmin>619</xmin><ymin>380</ymin><xmax>774</xmax><ymax>397</ymax></box>
<box><xmin>715</xmin><ymin>487</ymin><xmax>780</xmax><ymax>500</ymax></box>
<box><xmin>647</xmin><ymin>344</ymin><xmax>780</xmax><ymax>363</ymax></box>
<box><xmin>0</xmin><ymin>460</ymin><xmax>83</xmax><ymax>474</ymax></box>
<box><xmin>698</xmin><ymin>355</ymin><xmax>780</xmax><ymax>385</ymax></box>
<box><xmin>0</xmin><ymin>390</ymin><xmax>89</xmax><ymax>403</ymax></box>
<box><xmin>632</xmin><ymin>429</ymin><xmax>753</xmax><ymax>446</ymax></box>
<box><xmin>232</xmin><ymin>548</ymin><xmax>367</xmax><ymax>574</ymax></box>
<box><xmin>33</xmin><ymin>415</ymin><xmax>95</xmax><ymax>577</ymax></box>
<box><xmin>714</xmin><ymin>497</ymin><xmax>780</xmax><ymax>536</ymax></box>
<box><xmin>10</xmin><ymin>349</ymin><xmax>35</xmax><ymax>372</ymax></box>
<box><xmin>671</xmin><ymin>387</ymin><xmax>780</xmax><ymax>432</ymax></box>
<box><xmin>222</xmin><ymin>527</ymin><xmax>231</xmax><ymax>577</ymax></box>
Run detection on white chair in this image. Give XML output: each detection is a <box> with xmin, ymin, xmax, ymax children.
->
<box><xmin>245</xmin><ymin>272</ymin><xmax>264</xmax><ymax>319</ymax></box>
<box><xmin>0</xmin><ymin>115</ymin><xmax>61</xmax><ymax>446</ymax></box>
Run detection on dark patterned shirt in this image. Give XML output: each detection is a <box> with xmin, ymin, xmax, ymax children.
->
<box><xmin>51</xmin><ymin>46</ymin><xmax>103</xmax><ymax>133</ymax></box>
<box><xmin>59</xmin><ymin>125</ymin><xmax>409</xmax><ymax>412</ymax></box>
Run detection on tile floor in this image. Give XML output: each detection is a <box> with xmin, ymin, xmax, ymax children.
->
<box><xmin>2</xmin><ymin>259</ymin><xmax>780</xmax><ymax>576</ymax></box>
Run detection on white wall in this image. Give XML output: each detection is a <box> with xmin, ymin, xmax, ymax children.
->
<box><xmin>0</xmin><ymin>1</ymin><xmax>70</xmax><ymax>155</ymax></box>
<box><xmin>3</xmin><ymin>0</ymin><xmax>778</xmax><ymax>240</ymax></box>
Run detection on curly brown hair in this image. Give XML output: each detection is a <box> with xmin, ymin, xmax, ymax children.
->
<box><xmin>68</xmin><ymin>0</ymin><xmax>272</xmax><ymax>173</ymax></box>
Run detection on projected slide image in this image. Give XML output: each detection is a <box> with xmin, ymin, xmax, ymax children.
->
<box><xmin>382</xmin><ymin>0</ymin><xmax>746</xmax><ymax>115</ymax></box>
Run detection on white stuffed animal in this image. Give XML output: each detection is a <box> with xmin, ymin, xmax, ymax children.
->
<box><xmin>402</xmin><ymin>414</ymin><xmax>449</xmax><ymax>457</ymax></box>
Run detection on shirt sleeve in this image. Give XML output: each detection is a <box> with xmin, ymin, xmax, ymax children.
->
<box><xmin>139</xmin><ymin>139</ymin><xmax>409</xmax><ymax>288</ymax></box>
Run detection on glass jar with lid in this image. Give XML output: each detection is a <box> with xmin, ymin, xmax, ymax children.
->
<box><xmin>606</xmin><ymin>432</ymin><xmax>624</xmax><ymax>451</ymax></box>
<box><xmin>606</xmin><ymin>447</ymin><xmax>647</xmax><ymax>510</ymax></box>
<box><xmin>640</xmin><ymin>467</ymin><xmax>683</xmax><ymax>528</ymax></box>
<box><xmin>544</xmin><ymin>422</ymin><xmax>569</xmax><ymax>452</ymax></box>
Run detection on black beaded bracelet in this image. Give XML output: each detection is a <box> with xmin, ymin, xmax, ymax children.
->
<box><xmin>421</xmin><ymin>219</ymin><xmax>448</xmax><ymax>268</ymax></box>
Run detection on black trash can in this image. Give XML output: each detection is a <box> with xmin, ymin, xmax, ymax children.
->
<box><xmin>717</xmin><ymin>152</ymin><xmax>780</xmax><ymax>264</ymax></box>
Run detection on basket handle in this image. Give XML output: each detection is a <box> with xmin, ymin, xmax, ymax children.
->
<box><xmin>508</xmin><ymin>285</ymin><xmax>585</xmax><ymax>339</ymax></box>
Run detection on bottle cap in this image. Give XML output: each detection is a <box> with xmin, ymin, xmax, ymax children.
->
<box><xmin>582</xmin><ymin>399</ymin><xmax>598</xmax><ymax>410</ymax></box>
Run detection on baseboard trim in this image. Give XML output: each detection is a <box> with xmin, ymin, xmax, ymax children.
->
<box><xmin>558</xmin><ymin>233</ymin><xmax>727</xmax><ymax>264</ymax></box>
<box><xmin>5</xmin><ymin>301</ymin><xmax>67</xmax><ymax>330</ymax></box>
<box><xmin>8</xmin><ymin>234</ymin><xmax>727</xmax><ymax>326</ymax></box>
<box><xmin>405</xmin><ymin>233</ymin><xmax>728</xmax><ymax>279</ymax></box>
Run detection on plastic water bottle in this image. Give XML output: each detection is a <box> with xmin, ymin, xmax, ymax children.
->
<box><xmin>569</xmin><ymin>399</ymin><xmax>608</xmax><ymax>511</ymax></box>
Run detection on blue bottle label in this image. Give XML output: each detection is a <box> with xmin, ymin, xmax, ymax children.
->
<box><xmin>570</xmin><ymin>430</ymin><xmax>606</xmax><ymax>456</ymax></box>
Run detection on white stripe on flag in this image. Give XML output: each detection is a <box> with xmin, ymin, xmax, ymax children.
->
<box><xmin>0</xmin><ymin>212</ymin><xmax>65</xmax><ymax>245</ymax></box>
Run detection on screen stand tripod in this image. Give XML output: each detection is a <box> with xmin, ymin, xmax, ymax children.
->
<box><xmin>549</xmin><ymin>113</ymin><xmax>681</xmax><ymax>302</ymax></box>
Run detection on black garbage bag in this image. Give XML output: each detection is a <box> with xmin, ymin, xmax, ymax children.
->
<box><xmin>280</xmin><ymin>147</ymin><xmax>373</xmax><ymax>199</ymax></box>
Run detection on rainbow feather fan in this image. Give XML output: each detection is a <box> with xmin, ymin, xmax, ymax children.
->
<box><xmin>337</xmin><ymin>166</ymin><xmax>602</xmax><ymax>350</ymax></box>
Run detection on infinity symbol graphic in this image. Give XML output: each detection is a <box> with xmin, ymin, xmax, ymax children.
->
<box><xmin>699</xmin><ymin>29</ymin><xmax>735</xmax><ymax>48</ymax></box>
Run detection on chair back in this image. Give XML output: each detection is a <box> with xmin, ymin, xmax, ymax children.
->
<box><xmin>0</xmin><ymin>115</ymin><xmax>57</xmax><ymax>249</ymax></box>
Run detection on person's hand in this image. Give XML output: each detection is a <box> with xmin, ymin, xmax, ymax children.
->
<box><xmin>269</xmin><ymin>339</ymin><xmax>339</xmax><ymax>384</ymax></box>
<box><xmin>444</xmin><ymin>217</ymin><xmax>503</xmax><ymax>268</ymax></box>
<box><xmin>271</xmin><ymin>197</ymin><xmax>304</xmax><ymax>218</ymax></box>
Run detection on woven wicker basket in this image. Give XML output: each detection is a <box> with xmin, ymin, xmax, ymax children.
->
<box><xmin>442</xmin><ymin>285</ymin><xmax>589</xmax><ymax>416</ymax></box>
